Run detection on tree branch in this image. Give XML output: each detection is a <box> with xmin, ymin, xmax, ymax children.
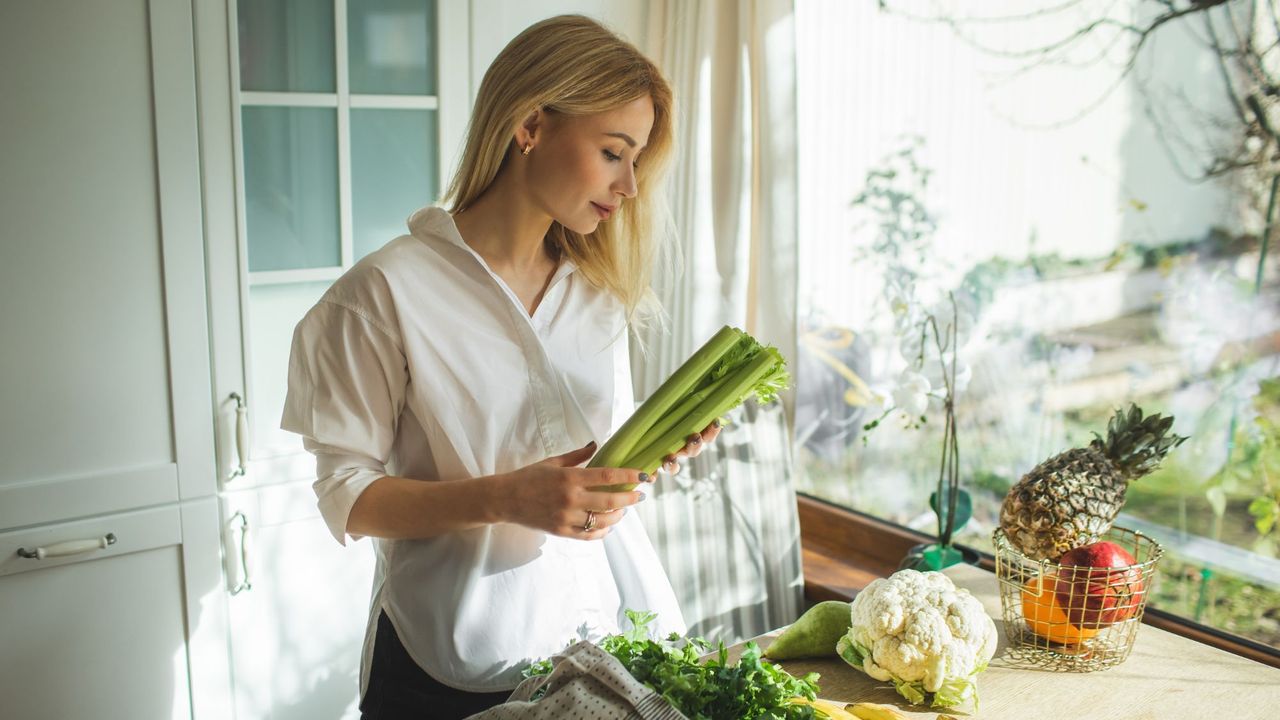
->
<box><xmin>1205</xmin><ymin>7</ymin><xmax>1251</xmax><ymax>126</ymax></box>
<box><xmin>1223</xmin><ymin>0</ymin><xmax>1271</xmax><ymax>90</ymax></box>
<box><xmin>882</xmin><ymin>0</ymin><xmax>1280</xmax><ymax>199</ymax></box>
<box><xmin>878</xmin><ymin>0</ymin><xmax>1090</xmax><ymax>26</ymax></box>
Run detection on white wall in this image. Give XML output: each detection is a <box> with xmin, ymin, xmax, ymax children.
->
<box><xmin>465</xmin><ymin>0</ymin><xmax>650</xmax><ymax>104</ymax></box>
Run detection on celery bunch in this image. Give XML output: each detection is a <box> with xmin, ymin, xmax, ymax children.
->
<box><xmin>589</xmin><ymin>326</ymin><xmax>789</xmax><ymax>490</ymax></box>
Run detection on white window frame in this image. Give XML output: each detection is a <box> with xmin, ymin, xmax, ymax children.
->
<box><xmin>228</xmin><ymin>0</ymin><xmax>469</xmax><ymax>288</ymax></box>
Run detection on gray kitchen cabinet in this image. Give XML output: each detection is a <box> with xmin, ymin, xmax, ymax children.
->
<box><xmin>218</xmin><ymin>484</ymin><xmax>376</xmax><ymax>720</ymax></box>
<box><xmin>0</xmin><ymin>508</ymin><xmax>194</xmax><ymax>720</ymax></box>
<box><xmin>0</xmin><ymin>0</ymin><xmax>232</xmax><ymax>717</ymax></box>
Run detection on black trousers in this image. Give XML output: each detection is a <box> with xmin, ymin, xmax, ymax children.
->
<box><xmin>360</xmin><ymin>611</ymin><xmax>512</xmax><ymax>720</ymax></box>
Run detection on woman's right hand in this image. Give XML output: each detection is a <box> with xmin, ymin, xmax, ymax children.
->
<box><xmin>498</xmin><ymin>442</ymin><xmax>651</xmax><ymax>540</ymax></box>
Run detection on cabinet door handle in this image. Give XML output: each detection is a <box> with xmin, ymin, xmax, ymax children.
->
<box><xmin>228</xmin><ymin>392</ymin><xmax>249</xmax><ymax>481</ymax></box>
<box><xmin>228</xmin><ymin>511</ymin><xmax>252</xmax><ymax>595</ymax></box>
<box><xmin>17</xmin><ymin>533</ymin><xmax>117</xmax><ymax>560</ymax></box>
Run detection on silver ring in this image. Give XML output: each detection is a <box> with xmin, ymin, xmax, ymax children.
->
<box><xmin>582</xmin><ymin>510</ymin><xmax>597</xmax><ymax>532</ymax></box>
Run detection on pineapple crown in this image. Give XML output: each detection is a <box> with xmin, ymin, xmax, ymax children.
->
<box><xmin>1089</xmin><ymin>403</ymin><xmax>1189</xmax><ymax>480</ymax></box>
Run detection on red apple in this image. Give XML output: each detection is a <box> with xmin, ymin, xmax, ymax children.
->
<box><xmin>1055</xmin><ymin>541</ymin><xmax>1144</xmax><ymax>628</ymax></box>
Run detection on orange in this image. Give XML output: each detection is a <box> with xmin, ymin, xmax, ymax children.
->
<box><xmin>1021</xmin><ymin>574</ymin><xmax>1100</xmax><ymax>644</ymax></box>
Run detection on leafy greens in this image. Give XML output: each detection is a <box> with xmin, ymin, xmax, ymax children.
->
<box><xmin>523</xmin><ymin>609</ymin><xmax>822</xmax><ymax>720</ymax></box>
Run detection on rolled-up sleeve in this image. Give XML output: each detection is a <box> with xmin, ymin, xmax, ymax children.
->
<box><xmin>281</xmin><ymin>299</ymin><xmax>408</xmax><ymax>545</ymax></box>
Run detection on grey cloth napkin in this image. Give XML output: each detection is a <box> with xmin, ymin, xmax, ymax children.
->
<box><xmin>466</xmin><ymin>641</ymin><xmax>686</xmax><ymax>720</ymax></box>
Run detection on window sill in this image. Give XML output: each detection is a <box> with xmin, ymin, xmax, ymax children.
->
<box><xmin>796</xmin><ymin>493</ymin><xmax>1280</xmax><ymax>669</ymax></box>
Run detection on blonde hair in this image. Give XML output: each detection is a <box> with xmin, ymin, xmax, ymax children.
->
<box><xmin>443</xmin><ymin>14</ymin><xmax>675</xmax><ymax>328</ymax></box>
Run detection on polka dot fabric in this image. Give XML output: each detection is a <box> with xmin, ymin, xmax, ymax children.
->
<box><xmin>464</xmin><ymin>641</ymin><xmax>686</xmax><ymax>719</ymax></box>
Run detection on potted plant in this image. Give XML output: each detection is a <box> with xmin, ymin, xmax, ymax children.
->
<box><xmin>891</xmin><ymin>293</ymin><xmax>979</xmax><ymax>571</ymax></box>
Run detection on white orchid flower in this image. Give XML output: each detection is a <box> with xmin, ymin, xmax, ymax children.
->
<box><xmin>867</xmin><ymin>383</ymin><xmax>895</xmax><ymax>413</ymax></box>
<box><xmin>893</xmin><ymin>370</ymin><xmax>932</xmax><ymax>417</ymax></box>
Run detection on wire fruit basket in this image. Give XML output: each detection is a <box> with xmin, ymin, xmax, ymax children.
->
<box><xmin>994</xmin><ymin>526</ymin><xmax>1163</xmax><ymax>671</ymax></box>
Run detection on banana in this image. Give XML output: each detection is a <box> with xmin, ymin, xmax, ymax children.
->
<box><xmin>789</xmin><ymin>697</ymin><xmax>860</xmax><ymax>719</ymax></box>
<box><xmin>845</xmin><ymin>702</ymin><xmax>910</xmax><ymax>720</ymax></box>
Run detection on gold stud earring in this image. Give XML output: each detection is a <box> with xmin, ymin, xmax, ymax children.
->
<box><xmin>521</xmin><ymin>144</ymin><xmax>532</xmax><ymax>156</ymax></box>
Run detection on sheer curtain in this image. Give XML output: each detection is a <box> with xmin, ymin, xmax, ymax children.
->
<box><xmin>630</xmin><ymin>0</ymin><xmax>803</xmax><ymax>644</ymax></box>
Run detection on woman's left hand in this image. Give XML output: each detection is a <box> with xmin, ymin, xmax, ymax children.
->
<box><xmin>661</xmin><ymin>419</ymin><xmax>723</xmax><ymax>476</ymax></box>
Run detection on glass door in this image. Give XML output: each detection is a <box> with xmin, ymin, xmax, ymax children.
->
<box><xmin>204</xmin><ymin>2</ymin><xmax>469</xmax><ymax>717</ymax></box>
<box><xmin>229</xmin><ymin>0</ymin><xmax>457</xmax><ymax>488</ymax></box>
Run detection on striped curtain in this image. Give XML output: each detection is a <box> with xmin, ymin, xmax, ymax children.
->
<box><xmin>636</xmin><ymin>400</ymin><xmax>803</xmax><ymax>644</ymax></box>
<box><xmin>632</xmin><ymin>0</ymin><xmax>803</xmax><ymax>645</ymax></box>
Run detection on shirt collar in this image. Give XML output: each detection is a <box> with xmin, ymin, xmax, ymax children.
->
<box><xmin>407</xmin><ymin>206</ymin><xmax>580</xmax><ymax>277</ymax></box>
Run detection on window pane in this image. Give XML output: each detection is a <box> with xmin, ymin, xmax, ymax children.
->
<box><xmin>795</xmin><ymin>1</ymin><xmax>1280</xmax><ymax>651</ymax></box>
<box><xmin>348</xmin><ymin>0</ymin><xmax>437</xmax><ymax>95</ymax></box>
<box><xmin>242</xmin><ymin>106</ymin><xmax>340</xmax><ymax>272</ymax></box>
<box><xmin>351</xmin><ymin>108</ymin><xmax>438</xmax><ymax>259</ymax></box>
<box><xmin>237</xmin><ymin>0</ymin><xmax>335</xmax><ymax>93</ymax></box>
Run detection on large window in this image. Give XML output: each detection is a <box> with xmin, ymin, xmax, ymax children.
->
<box><xmin>795</xmin><ymin>0</ymin><xmax>1280</xmax><ymax>650</ymax></box>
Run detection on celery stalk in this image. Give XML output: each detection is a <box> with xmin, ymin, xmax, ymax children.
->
<box><xmin>631</xmin><ymin>331</ymin><xmax>778</xmax><ymax>454</ymax></box>
<box><xmin>623</xmin><ymin>347</ymin><xmax>786</xmax><ymax>476</ymax></box>
<box><xmin>589</xmin><ymin>325</ymin><xmax>742</xmax><ymax>469</ymax></box>
<box><xmin>625</xmin><ymin>369</ymin><xmax>736</xmax><ymax>456</ymax></box>
<box><xmin>588</xmin><ymin>327</ymin><xmax>789</xmax><ymax>492</ymax></box>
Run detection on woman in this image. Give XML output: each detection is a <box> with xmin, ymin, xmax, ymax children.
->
<box><xmin>281</xmin><ymin>15</ymin><xmax>719</xmax><ymax>720</ymax></box>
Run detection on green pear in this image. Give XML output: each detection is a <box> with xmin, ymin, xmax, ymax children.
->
<box><xmin>763</xmin><ymin>600</ymin><xmax>852</xmax><ymax>660</ymax></box>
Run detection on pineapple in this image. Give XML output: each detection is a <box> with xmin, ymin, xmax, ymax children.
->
<box><xmin>1000</xmin><ymin>404</ymin><xmax>1187</xmax><ymax>561</ymax></box>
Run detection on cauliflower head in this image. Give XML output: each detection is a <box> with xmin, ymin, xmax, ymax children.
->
<box><xmin>835</xmin><ymin>569</ymin><xmax>997</xmax><ymax>709</ymax></box>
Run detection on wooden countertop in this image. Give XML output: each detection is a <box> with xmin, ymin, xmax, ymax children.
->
<box><xmin>737</xmin><ymin>564</ymin><xmax>1280</xmax><ymax>720</ymax></box>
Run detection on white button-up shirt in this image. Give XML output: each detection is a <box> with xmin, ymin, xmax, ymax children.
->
<box><xmin>281</xmin><ymin>207</ymin><xmax>685</xmax><ymax>693</ymax></box>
